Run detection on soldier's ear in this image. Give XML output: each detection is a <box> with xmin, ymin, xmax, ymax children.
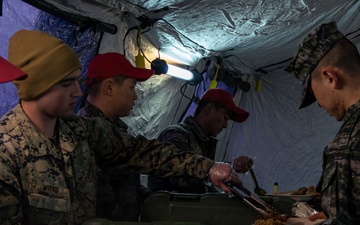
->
<box><xmin>203</xmin><ymin>103</ymin><xmax>213</xmax><ymax>115</ymax></box>
<box><xmin>102</xmin><ymin>79</ymin><xmax>114</xmax><ymax>96</ymax></box>
<box><xmin>322</xmin><ymin>66</ymin><xmax>342</xmax><ymax>90</ymax></box>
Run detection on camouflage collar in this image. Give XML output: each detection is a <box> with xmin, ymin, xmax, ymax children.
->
<box><xmin>81</xmin><ymin>101</ymin><xmax>128</xmax><ymax>132</ymax></box>
<box><xmin>10</xmin><ymin>104</ymin><xmax>78</xmax><ymax>157</ymax></box>
<box><xmin>343</xmin><ymin>100</ymin><xmax>360</xmax><ymax>122</ymax></box>
<box><xmin>184</xmin><ymin>116</ymin><xmax>217</xmax><ymax>143</ymax></box>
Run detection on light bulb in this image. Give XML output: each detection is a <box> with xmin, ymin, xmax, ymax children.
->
<box><xmin>167</xmin><ymin>64</ymin><xmax>194</xmax><ymax>81</ymax></box>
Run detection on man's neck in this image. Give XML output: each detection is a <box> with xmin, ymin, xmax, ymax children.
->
<box><xmin>194</xmin><ymin>116</ymin><xmax>210</xmax><ymax>136</ymax></box>
<box><xmin>87</xmin><ymin>98</ymin><xmax>117</xmax><ymax>122</ymax></box>
<box><xmin>21</xmin><ymin>101</ymin><xmax>57</xmax><ymax>138</ymax></box>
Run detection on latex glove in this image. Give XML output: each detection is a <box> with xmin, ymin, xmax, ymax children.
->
<box><xmin>308</xmin><ymin>212</ymin><xmax>327</xmax><ymax>221</ymax></box>
<box><xmin>207</xmin><ymin>162</ymin><xmax>242</xmax><ymax>195</ymax></box>
<box><xmin>233</xmin><ymin>156</ymin><xmax>254</xmax><ymax>173</ymax></box>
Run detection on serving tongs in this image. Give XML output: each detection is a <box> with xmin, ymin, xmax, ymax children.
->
<box><xmin>225</xmin><ymin>181</ymin><xmax>279</xmax><ymax>219</ymax></box>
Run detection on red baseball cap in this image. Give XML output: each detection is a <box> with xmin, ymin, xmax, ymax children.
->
<box><xmin>0</xmin><ymin>56</ymin><xmax>27</xmax><ymax>83</ymax></box>
<box><xmin>200</xmin><ymin>88</ymin><xmax>249</xmax><ymax>122</ymax></box>
<box><xmin>86</xmin><ymin>52</ymin><xmax>154</xmax><ymax>85</ymax></box>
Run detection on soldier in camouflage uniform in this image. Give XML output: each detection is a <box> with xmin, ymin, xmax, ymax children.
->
<box><xmin>0</xmin><ymin>29</ymin><xmax>241</xmax><ymax>225</ymax></box>
<box><xmin>77</xmin><ymin>52</ymin><xmax>153</xmax><ymax>221</ymax></box>
<box><xmin>286</xmin><ymin>21</ymin><xmax>360</xmax><ymax>225</ymax></box>
<box><xmin>148</xmin><ymin>88</ymin><xmax>253</xmax><ymax>193</ymax></box>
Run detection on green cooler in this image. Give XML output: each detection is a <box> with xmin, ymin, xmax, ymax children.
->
<box><xmin>140</xmin><ymin>192</ymin><xmax>259</xmax><ymax>225</ymax></box>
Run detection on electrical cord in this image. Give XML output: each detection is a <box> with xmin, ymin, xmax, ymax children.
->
<box><xmin>140</xmin><ymin>48</ymin><xmax>151</xmax><ymax>64</ymax></box>
<box><xmin>122</xmin><ymin>25</ymin><xmax>151</xmax><ymax>58</ymax></box>
<box><xmin>223</xmin><ymin>54</ymin><xmax>254</xmax><ymax>74</ymax></box>
<box><xmin>179</xmin><ymin>83</ymin><xmax>193</xmax><ymax>101</ymax></box>
<box><xmin>123</xmin><ymin>26</ymin><xmax>140</xmax><ymax>56</ymax></box>
<box><xmin>170</xmin><ymin>83</ymin><xmax>189</xmax><ymax>125</ymax></box>
<box><xmin>254</xmin><ymin>57</ymin><xmax>293</xmax><ymax>74</ymax></box>
<box><xmin>174</xmin><ymin>82</ymin><xmax>200</xmax><ymax>124</ymax></box>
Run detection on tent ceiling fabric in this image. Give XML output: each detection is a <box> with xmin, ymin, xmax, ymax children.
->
<box><xmin>23</xmin><ymin>0</ymin><xmax>360</xmax><ymax>75</ymax></box>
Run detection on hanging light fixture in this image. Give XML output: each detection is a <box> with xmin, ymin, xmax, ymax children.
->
<box><xmin>167</xmin><ymin>64</ymin><xmax>193</xmax><ymax>81</ymax></box>
<box><xmin>151</xmin><ymin>58</ymin><xmax>168</xmax><ymax>74</ymax></box>
<box><xmin>151</xmin><ymin>58</ymin><xmax>202</xmax><ymax>85</ymax></box>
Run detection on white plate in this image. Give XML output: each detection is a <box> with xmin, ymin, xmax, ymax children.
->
<box><xmin>266</xmin><ymin>190</ymin><xmax>320</xmax><ymax>201</ymax></box>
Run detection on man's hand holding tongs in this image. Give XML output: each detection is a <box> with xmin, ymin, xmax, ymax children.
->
<box><xmin>207</xmin><ymin>162</ymin><xmax>242</xmax><ymax>195</ymax></box>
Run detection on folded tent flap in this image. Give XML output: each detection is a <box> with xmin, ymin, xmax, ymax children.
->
<box><xmin>140</xmin><ymin>191</ymin><xmax>259</xmax><ymax>225</ymax></box>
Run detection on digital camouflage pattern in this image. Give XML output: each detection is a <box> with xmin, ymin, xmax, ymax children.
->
<box><xmin>320</xmin><ymin>100</ymin><xmax>360</xmax><ymax>225</ymax></box>
<box><xmin>285</xmin><ymin>21</ymin><xmax>345</xmax><ymax>109</ymax></box>
<box><xmin>78</xmin><ymin>101</ymin><xmax>129</xmax><ymax>132</ymax></box>
<box><xmin>77</xmin><ymin>101</ymin><xmax>148</xmax><ymax>221</ymax></box>
<box><xmin>148</xmin><ymin>116</ymin><xmax>218</xmax><ymax>193</ymax></box>
<box><xmin>0</xmin><ymin>104</ymin><xmax>214</xmax><ymax>225</ymax></box>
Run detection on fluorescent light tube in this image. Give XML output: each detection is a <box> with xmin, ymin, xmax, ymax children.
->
<box><xmin>167</xmin><ymin>64</ymin><xmax>194</xmax><ymax>81</ymax></box>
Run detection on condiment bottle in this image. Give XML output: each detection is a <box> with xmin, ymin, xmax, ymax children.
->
<box><xmin>274</xmin><ymin>182</ymin><xmax>278</xmax><ymax>194</ymax></box>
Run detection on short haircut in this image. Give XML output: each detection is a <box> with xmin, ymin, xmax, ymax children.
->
<box><xmin>194</xmin><ymin>101</ymin><xmax>232</xmax><ymax>117</ymax></box>
<box><xmin>314</xmin><ymin>38</ymin><xmax>360</xmax><ymax>79</ymax></box>
<box><xmin>87</xmin><ymin>75</ymin><xmax>127</xmax><ymax>97</ymax></box>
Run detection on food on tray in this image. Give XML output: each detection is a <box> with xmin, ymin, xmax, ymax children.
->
<box><xmin>274</xmin><ymin>214</ymin><xmax>289</xmax><ymax>222</ymax></box>
<box><xmin>254</xmin><ymin>212</ymin><xmax>289</xmax><ymax>225</ymax></box>
<box><xmin>306</xmin><ymin>185</ymin><xmax>317</xmax><ymax>194</ymax></box>
<box><xmin>254</xmin><ymin>218</ymin><xmax>283</xmax><ymax>225</ymax></box>
<box><xmin>267</xmin><ymin>211</ymin><xmax>289</xmax><ymax>222</ymax></box>
<box><xmin>291</xmin><ymin>185</ymin><xmax>319</xmax><ymax>195</ymax></box>
<box><xmin>266</xmin><ymin>185</ymin><xmax>321</xmax><ymax>202</ymax></box>
<box><xmin>291</xmin><ymin>186</ymin><xmax>308</xmax><ymax>195</ymax></box>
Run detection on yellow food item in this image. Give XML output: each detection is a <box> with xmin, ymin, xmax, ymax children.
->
<box><xmin>306</xmin><ymin>185</ymin><xmax>317</xmax><ymax>194</ymax></box>
<box><xmin>254</xmin><ymin>218</ymin><xmax>283</xmax><ymax>225</ymax></box>
<box><xmin>292</xmin><ymin>185</ymin><xmax>319</xmax><ymax>195</ymax></box>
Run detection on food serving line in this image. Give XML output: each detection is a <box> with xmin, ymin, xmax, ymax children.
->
<box><xmin>84</xmin><ymin>181</ymin><xmax>324</xmax><ymax>225</ymax></box>
<box><xmin>226</xmin><ymin>181</ymin><xmax>325</xmax><ymax>225</ymax></box>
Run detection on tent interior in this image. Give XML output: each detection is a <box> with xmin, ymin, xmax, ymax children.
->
<box><xmin>1</xmin><ymin>0</ymin><xmax>360</xmax><ymax>197</ymax></box>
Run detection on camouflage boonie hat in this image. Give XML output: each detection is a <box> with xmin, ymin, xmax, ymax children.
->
<box><xmin>285</xmin><ymin>21</ymin><xmax>345</xmax><ymax>109</ymax></box>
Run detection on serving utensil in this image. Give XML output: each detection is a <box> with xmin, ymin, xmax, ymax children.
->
<box><xmin>249</xmin><ymin>168</ymin><xmax>267</xmax><ymax>196</ymax></box>
<box><xmin>225</xmin><ymin>181</ymin><xmax>280</xmax><ymax>219</ymax></box>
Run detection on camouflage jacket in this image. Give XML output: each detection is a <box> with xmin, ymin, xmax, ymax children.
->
<box><xmin>320</xmin><ymin>100</ymin><xmax>360</xmax><ymax>225</ymax></box>
<box><xmin>148</xmin><ymin>116</ymin><xmax>217</xmax><ymax>193</ymax></box>
<box><xmin>77</xmin><ymin>101</ymin><xmax>129</xmax><ymax>133</ymax></box>
<box><xmin>77</xmin><ymin>101</ymin><xmax>146</xmax><ymax>221</ymax></box>
<box><xmin>0</xmin><ymin>104</ymin><xmax>214</xmax><ymax>225</ymax></box>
